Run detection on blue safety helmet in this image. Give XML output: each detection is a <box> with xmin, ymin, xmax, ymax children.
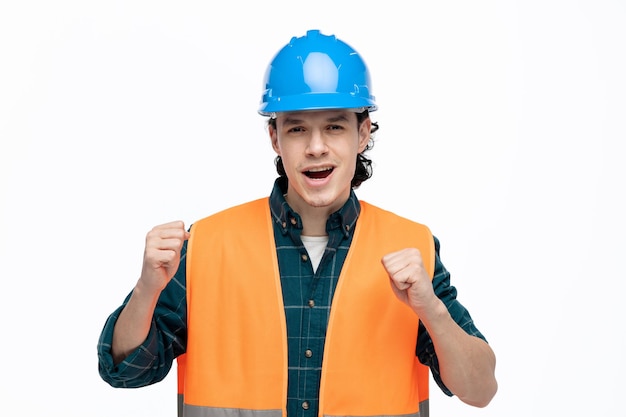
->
<box><xmin>258</xmin><ymin>30</ymin><xmax>377</xmax><ymax>116</ymax></box>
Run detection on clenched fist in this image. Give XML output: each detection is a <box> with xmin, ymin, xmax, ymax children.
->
<box><xmin>381</xmin><ymin>248</ymin><xmax>436</xmax><ymax>315</ymax></box>
<box><xmin>140</xmin><ymin>221</ymin><xmax>190</xmax><ymax>293</ymax></box>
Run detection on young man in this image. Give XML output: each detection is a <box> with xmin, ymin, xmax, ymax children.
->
<box><xmin>98</xmin><ymin>29</ymin><xmax>497</xmax><ymax>417</ymax></box>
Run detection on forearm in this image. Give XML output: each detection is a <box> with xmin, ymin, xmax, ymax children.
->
<box><xmin>421</xmin><ymin>300</ymin><xmax>497</xmax><ymax>407</ymax></box>
<box><xmin>111</xmin><ymin>279</ymin><xmax>161</xmax><ymax>364</ymax></box>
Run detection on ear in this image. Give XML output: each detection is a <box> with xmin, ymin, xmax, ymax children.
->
<box><xmin>269</xmin><ymin>124</ymin><xmax>281</xmax><ymax>155</ymax></box>
<box><xmin>357</xmin><ymin>117</ymin><xmax>371</xmax><ymax>152</ymax></box>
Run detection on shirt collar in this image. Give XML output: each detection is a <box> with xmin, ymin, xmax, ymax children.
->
<box><xmin>269</xmin><ymin>177</ymin><xmax>360</xmax><ymax>238</ymax></box>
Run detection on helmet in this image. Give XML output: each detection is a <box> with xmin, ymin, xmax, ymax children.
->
<box><xmin>258</xmin><ymin>29</ymin><xmax>377</xmax><ymax>116</ymax></box>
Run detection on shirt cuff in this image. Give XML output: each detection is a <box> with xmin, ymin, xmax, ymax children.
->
<box><xmin>97</xmin><ymin>307</ymin><xmax>160</xmax><ymax>388</ymax></box>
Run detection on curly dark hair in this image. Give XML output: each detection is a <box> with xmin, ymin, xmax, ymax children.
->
<box><xmin>268</xmin><ymin>110</ymin><xmax>379</xmax><ymax>188</ymax></box>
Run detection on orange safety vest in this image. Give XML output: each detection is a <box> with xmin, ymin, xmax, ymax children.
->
<box><xmin>177</xmin><ymin>198</ymin><xmax>435</xmax><ymax>417</ymax></box>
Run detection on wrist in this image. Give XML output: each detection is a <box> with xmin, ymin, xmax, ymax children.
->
<box><xmin>417</xmin><ymin>297</ymin><xmax>450</xmax><ymax>333</ymax></box>
<box><xmin>133</xmin><ymin>276</ymin><xmax>164</xmax><ymax>303</ymax></box>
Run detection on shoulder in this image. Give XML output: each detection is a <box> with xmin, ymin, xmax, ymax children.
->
<box><xmin>359</xmin><ymin>200</ymin><xmax>432</xmax><ymax>233</ymax></box>
<box><xmin>193</xmin><ymin>198</ymin><xmax>269</xmax><ymax>229</ymax></box>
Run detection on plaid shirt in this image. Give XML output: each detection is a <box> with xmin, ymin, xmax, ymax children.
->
<box><xmin>98</xmin><ymin>178</ymin><xmax>487</xmax><ymax>417</ymax></box>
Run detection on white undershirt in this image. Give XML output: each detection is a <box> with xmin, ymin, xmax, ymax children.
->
<box><xmin>301</xmin><ymin>235</ymin><xmax>329</xmax><ymax>273</ymax></box>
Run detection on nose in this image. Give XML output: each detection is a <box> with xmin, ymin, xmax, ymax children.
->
<box><xmin>306</xmin><ymin>129</ymin><xmax>328</xmax><ymax>157</ymax></box>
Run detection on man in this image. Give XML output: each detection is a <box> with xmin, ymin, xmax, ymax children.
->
<box><xmin>98</xmin><ymin>29</ymin><xmax>497</xmax><ymax>417</ymax></box>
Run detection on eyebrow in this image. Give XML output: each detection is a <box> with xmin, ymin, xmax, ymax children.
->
<box><xmin>282</xmin><ymin>114</ymin><xmax>351</xmax><ymax>126</ymax></box>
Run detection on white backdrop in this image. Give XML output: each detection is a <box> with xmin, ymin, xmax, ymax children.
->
<box><xmin>1</xmin><ymin>1</ymin><xmax>624</xmax><ymax>416</ymax></box>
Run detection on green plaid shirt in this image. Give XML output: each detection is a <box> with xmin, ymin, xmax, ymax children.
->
<box><xmin>98</xmin><ymin>178</ymin><xmax>487</xmax><ymax>417</ymax></box>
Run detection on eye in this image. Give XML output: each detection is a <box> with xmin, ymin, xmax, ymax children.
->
<box><xmin>327</xmin><ymin>124</ymin><xmax>344</xmax><ymax>131</ymax></box>
<box><xmin>287</xmin><ymin>126</ymin><xmax>305</xmax><ymax>133</ymax></box>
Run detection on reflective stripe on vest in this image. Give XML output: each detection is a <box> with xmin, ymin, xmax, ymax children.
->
<box><xmin>178</xmin><ymin>198</ymin><xmax>435</xmax><ymax>417</ymax></box>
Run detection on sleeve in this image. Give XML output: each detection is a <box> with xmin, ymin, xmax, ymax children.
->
<box><xmin>415</xmin><ymin>235</ymin><xmax>487</xmax><ymax>397</ymax></box>
<box><xmin>97</xmin><ymin>241</ymin><xmax>189</xmax><ymax>388</ymax></box>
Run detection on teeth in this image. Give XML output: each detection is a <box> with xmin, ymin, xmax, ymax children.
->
<box><xmin>308</xmin><ymin>167</ymin><xmax>332</xmax><ymax>173</ymax></box>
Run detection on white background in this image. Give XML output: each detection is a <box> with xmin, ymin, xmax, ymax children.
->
<box><xmin>1</xmin><ymin>1</ymin><xmax>624</xmax><ymax>416</ymax></box>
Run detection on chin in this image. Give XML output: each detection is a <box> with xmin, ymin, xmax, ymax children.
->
<box><xmin>304</xmin><ymin>196</ymin><xmax>333</xmax><ymax>208</ymax></box>
<box><xmin>305</xmin><ymin>190</ymin><xmax>346</xmax><ymax>210</ymax></box>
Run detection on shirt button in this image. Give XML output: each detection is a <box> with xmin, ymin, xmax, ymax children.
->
<box><xmin>304</xmin><ymin>349</ymin><xmax>313</xmax><ymax>358</ymax></box>
<box><xmin>301</xmin><ymin>253</ymin><xmax>308</xmax><ymax>262</ymax></box>
<box><xmin>302</xmin><ymin>401</ymin><xmax>310</xmax><ymax>410</ymax></box>
<box><xmin>345</xmin><ymin>224</ymin><xmax>350</xmax><ymax>231</ymax></box>
<box><xmin>282</xmin><ymin>221</ymin><xmax>287</xmax><ymax>228</ymax></box>
<box><xmin>308</xmin><ymin>299</ymin><xmax>315</xmax><ymax>308</ymax></box>
<box><xmin>290</xmin><ymin>217</ymin><xmax>297</xmax><ymax>225</ymax></box>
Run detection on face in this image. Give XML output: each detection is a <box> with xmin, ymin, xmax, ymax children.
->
<box><xmin>270</xmin><ymin>110</ymin><xmax>371</xmax><ymax>216</ymax></box>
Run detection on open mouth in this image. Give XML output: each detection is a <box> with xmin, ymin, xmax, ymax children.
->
<box><xmin>305</xmin><ymin>167</ymin><xmax>334</xmax><ymax>179</ymax></box>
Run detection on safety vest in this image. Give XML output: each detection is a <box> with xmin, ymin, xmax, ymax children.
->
<box><xmin>177</xmin><ymin>198</ymin><xmax>435</xmax><ymax>417</ymax></box>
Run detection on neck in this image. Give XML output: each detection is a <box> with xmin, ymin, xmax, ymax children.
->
<box><xmin>285</xmin><ymin>195</ymin><xmax>345</xmax><ymax>237</ymax></box>
<box><xmin>300</xmin><ymin>209</ymin><xmax>330</xmax><ymax>237</ymax></box>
